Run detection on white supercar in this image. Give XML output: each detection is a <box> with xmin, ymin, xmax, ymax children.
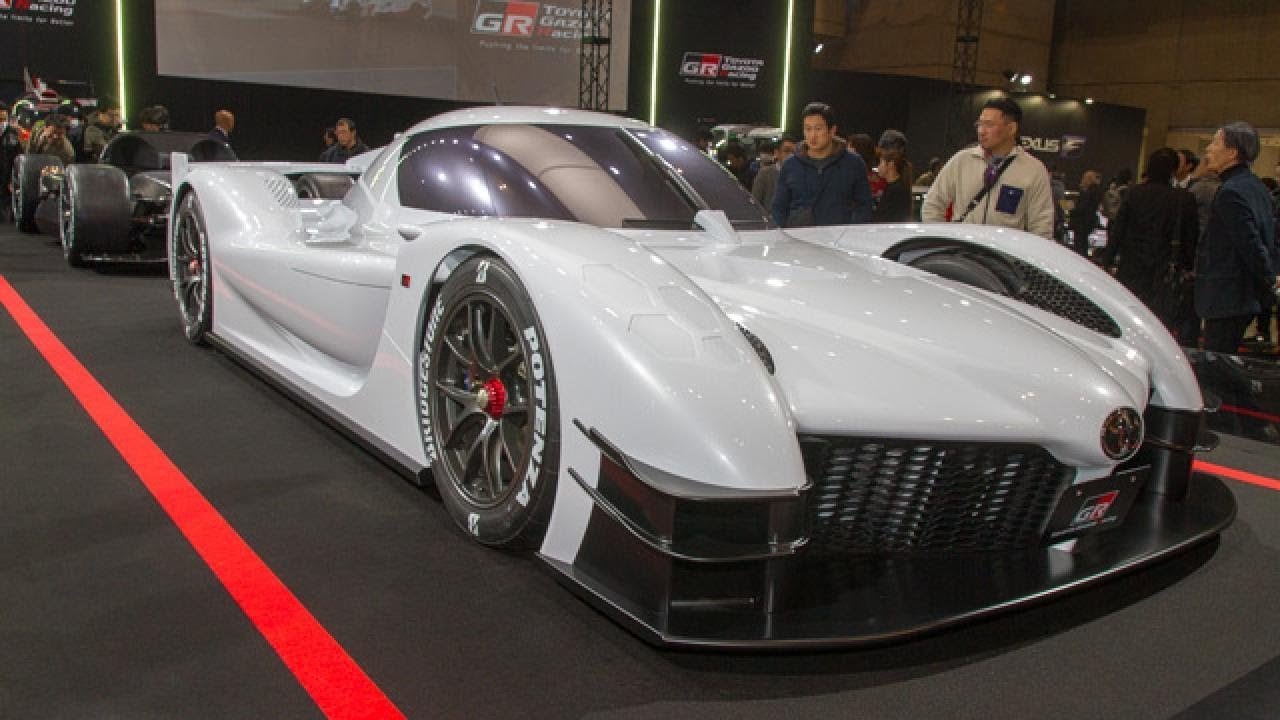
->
<box><xmin>167</xmin><ymin>106</ymin><xmax>1234</xmax><ymax>648</ymax></box>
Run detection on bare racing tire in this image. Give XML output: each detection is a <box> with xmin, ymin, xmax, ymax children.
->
<box><xmin>293</xmin><ymin>173</ymin><xmax>354</xmax><ymax>200</ymax></box>
<box><xmin>908</xmin><ymin>250</ymin><xmax>1016</xmax><ymax>296</ymax></box>
<box><xmin>419</xmin><ymin>255</ymin><xmax>560</xmax><ymax>549</ymax></box>
<box><xmin>12</xmin><ymin>153</ymin><xmax>62</xmax><ymax>234</ymax></box>
<box><xmin>60</xmin><ymin>164</ymin><xmax>133</xmax><ymax>267</ymax></box>
<box><xmin>169</xmin><ymin>191</ymin><xmax>213</xmax><ymax>345</ymax></box>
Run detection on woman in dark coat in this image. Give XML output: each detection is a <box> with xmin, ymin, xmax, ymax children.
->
<box><xmin>1099</xmin><ymin>147</ymin><xmax>1199</xmax><ymax>331</ymax></box>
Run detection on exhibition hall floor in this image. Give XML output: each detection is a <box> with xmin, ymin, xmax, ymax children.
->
<box><xmin>3</xmin><ymin>227</ymin><xmax>1280</xmax><ymax>719</ymax></box>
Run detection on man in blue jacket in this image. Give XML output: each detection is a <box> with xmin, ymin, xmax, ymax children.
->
<box><xmin>771</xmin><ymin>102</ymin><xmax>872</xmax><ymax>227</ymax></box>
<box><xmin>1196</xmin><ymin>121</ymin><xmax>1279</xmax><ymax>353</ymax></box>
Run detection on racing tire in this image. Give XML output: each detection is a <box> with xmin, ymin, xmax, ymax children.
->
<box><xmin>908</xmin><ymin>250</ymin><xmax>1014</xmax><ymax>296</ymax></box>
<box><xmin>294</xmin><ymin>173</ymin><xmax>354</xmax><ymax>200</ymax></box>
<box><xmin>419</xmin><ymin>255</ymin><xmax>560</xmax><ymax>549</ymax></box>
<box><xmin>60</xmin><ymin>164</ymin><xmax>133</xmax><ymax>268</ymax></box>
<box><xmin>169</xmin><ymin>191</ymin><xmax>213</xmax><ymax>345</ymax></box>
<box><xmin>12</xmin><ymin>153</ymin><xmax>62</xmax><ymax>234</ymax></box>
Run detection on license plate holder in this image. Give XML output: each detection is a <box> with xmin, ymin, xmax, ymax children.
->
<box><xmin>1045</xmin><ymin>465</ymin><xmax>1149</xmax><ymax>543</ymax></box>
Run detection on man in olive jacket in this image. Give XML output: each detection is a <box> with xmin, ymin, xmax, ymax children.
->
<box><xmin>771</xmin><ymin>102</ymin><xmax>872</xmax><ymax>228</ymax></box>
<box><xmin>1196</xmin><ymin>122</ymin><xmax>1279</xmax><ymax>353</ymax></box>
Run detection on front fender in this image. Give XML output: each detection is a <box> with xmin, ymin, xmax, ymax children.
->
<box><xmin>396</xmin><ymin>218</ymin><xmax>806</xmax><ymax>564</ymax></box>
<box><xmin>404</xmin><ymin>218</ymin><xmax>804</xmax><ymax>488</ymax></box>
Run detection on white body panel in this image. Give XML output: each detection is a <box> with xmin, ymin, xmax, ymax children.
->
<box><xmin>169</xmin><ymin>107</ymin><xmax>1196</xmax><ymax>567</ymax></box>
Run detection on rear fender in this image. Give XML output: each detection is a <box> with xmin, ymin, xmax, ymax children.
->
<box><xmin>792</xmin><ymin>223</ymin><xmax>1201</xmax><ymax>411</ymax></box>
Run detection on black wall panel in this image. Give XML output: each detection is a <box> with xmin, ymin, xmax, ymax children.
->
<box><xmin>0</xmin><ymin>2</ymin><xmax>116</xmax><ymax>106</ymax></box>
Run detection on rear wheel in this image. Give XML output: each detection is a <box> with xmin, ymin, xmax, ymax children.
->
<box><xmin>60</xmin><ymin>164</ymin><xmax>133</xmax><ymax>267</ymax></box>
<box><xmin>419</xmin><ymin>256</ymin><xmax>559</xmax><ymax>548</ymax></box>
<box><xmin>293</xmin><ymin>173</ymin><xmax>354</xmax><ymax>200</ymax></box>
<box><xmin>170</xmin><ymin>192</ymin><xmax>213</xmax><ymax>344</ymax></box>
<box><xmin>12</xmin><ymin>154</ymin><xmax>62</xmax><ymax>234</ymax></box>
<box><xmin>908</xmin><ymin>250</ymin><xmax>1016</xmax><ymax>295</ymax></box>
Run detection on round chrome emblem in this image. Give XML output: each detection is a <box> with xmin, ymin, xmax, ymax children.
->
<box><xmin>1100</xmin><ymin>407</ymin><xmax>1144</xmax><ymax>460</ymax></box>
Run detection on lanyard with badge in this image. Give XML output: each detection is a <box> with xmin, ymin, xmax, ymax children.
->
<box><xmin>954</xmin><ymin>153</ymin><xmax>1015</xmax><ymax>223</ymax></box>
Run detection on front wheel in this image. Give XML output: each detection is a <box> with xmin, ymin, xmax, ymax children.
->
<box><xmin>418</xmin><ymin>256</ymin><xmax>559</xmax><ymax>548</ymax></box>
<box><xmin>169</xmin><ymin>192</ymin><xmax>213</xmax><ymax>344</ymax></box>
<box><xmin>60</xmin><ymin>164</ymin><xmax>133</xmax><ymax>267</ymax></box>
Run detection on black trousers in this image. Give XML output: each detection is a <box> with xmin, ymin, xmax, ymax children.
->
<box><xmin>1202</xmin><ymin>315</ymin><xmax>1253</xmax><ymax>354</ymax></box>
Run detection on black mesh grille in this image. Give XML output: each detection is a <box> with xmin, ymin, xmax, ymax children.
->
<box><xmin>1010</xmin><ymin>258</ymin><xmax>1122</xmax><ymax>338</ymax></box>
<box><xmin>801</xmin><ymin>436</ymin><xmax>1071</xmax><ymax>554</ymax></box>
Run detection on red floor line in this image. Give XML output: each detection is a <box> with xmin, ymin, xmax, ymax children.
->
<box><xmin>1194</xmin><ymin>460</ymin><xmax>1280</xmax><ymax>492</ymax></box>
<box><xmin>1219</xmin><ymin>403</ymin><xmax>1280</xmax><ymax>425</ymax></box>
<box><xmin>0</xmin><ymin>276</ymin><xmax>405</xmax><ymax>720</ymax></box>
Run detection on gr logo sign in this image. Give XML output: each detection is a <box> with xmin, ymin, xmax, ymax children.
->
<box><xmin>680</xmin><ymin>53</ymin><xmax>722</xmax><ymax>78</ymax></box>
<box><xmin>473</xmin><ymin>0</ymin><xmax>539</xmax><ymax>37</ymax></box>
<box><xmin>1073</xmin><ymin>490</ymin><xmax>1119</xmax><ymax>524</ymax></box>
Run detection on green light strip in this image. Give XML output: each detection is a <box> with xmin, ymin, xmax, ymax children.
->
<box><xmin>115</xmin><ymin>0</ymin><xmax>127</xmax><ymax>128</ymax></box>
<box><xmin>648</xmin><ymin>0</ymin><xmax>661</xmax><ymax>125</ymax></box>
<box><xmin>779</xmin><ymin>0</ymin><xmax>795</xmax><ymax>133</ymax></box>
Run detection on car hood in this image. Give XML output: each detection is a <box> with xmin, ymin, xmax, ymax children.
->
<box><xmin>649</xmin><ymin>234</ymin><xmax>1150</xmax><ymax>468</ymax></box>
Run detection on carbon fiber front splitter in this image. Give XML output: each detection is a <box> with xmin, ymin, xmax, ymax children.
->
<box><xmin>541</xmin><ymin>473</ymin><xmax>1235</xmax><ymax>649</ymax></box>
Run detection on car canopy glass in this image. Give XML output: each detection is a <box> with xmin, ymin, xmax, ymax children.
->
<box><xmin>397</xmin><ymin>123</ymin><xmax>772</xmax><ymax>229</ymax></box>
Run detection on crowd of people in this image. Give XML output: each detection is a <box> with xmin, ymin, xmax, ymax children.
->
<box><xmin>703</xmin><ymin>96</ymin><xmax>1280</xmax><ymax>354</ymax></box>
<box><xmin>1078</xmin><ymin>129</ymin><xmax>1280</xmax><ymax>352</ymax></box>
<box><xmin>0</xmin><ymin>96</ymin><xmax>374</xmax><ymax>225</ymax></box>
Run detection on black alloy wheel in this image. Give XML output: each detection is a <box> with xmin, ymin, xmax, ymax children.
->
<box><xmin>58</xmin><ymin>178</ymin><xmax>85</xmax><ymax>267</ymax></box>
<box><xmin>171</xmin><ymin>192</ymin><xmax>213</xmax><ymax>344</ymax></box>
<box><xmin>419</xmin><ymin>255</ymin><xmax>559</xmax><ymax>548</ymax></box>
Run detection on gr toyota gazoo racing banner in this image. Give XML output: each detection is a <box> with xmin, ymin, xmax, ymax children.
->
<box><xmin>652</xmin><ymin>0</ymin><xmax>793</xmax><ymax>139</ymax></box>
<box><xmin>678</xmin><ymin>51</ymin><xmax>765</xmax><ymax>89</ymax></box>
<box><xmin>154</xmin><ymin>0</ymin><xmax>630</xmax><ymax>109</ymax></box>
<box><xmin>471</xmin><ymin>0</ymin><xmax>580</xmax><ymax>40</ymax></box>
<box><xmin>460</xmin><ymin>0</ymin><xmax>625</xmax><ymax>104</ymax></box>
<box><xmin>0</xmin><ymin>0</ymin><xmax>77</xmax><ymax>26</ymax></box>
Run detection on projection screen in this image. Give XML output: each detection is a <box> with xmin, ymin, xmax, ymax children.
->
<box><xmin>155</xmin><ymin>0</ymin><xmax>630</xmax><ymax>109</ymax></box>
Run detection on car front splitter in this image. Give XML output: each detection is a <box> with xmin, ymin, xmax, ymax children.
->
<box><xmin>542</xmin><ymin>472</ymin><xmax>1235</xmax><ymax>650</ymax></box>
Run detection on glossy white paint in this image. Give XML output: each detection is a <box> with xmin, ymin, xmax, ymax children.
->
<box><xmin>169</xmin><ymin>107</ymin><xmax>1193</xmax><ymax>563</ymax></box>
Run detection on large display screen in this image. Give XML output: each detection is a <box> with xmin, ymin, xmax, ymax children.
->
<box><xmin>154</xmin><ymin>0</ymin><xmax>630</xmax><ymax>109</ymax></box>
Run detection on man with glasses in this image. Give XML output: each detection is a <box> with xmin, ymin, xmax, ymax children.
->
<box><xmin>921</xmin><ymin>96</ymin><xmax>1054</xmax><ymax>239</ymax></box>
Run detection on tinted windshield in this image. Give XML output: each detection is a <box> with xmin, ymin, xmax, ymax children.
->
<box><xmin>397</xmin><ymin>123</ymin><xmax>771</xmax><ymax>229</ymax></box>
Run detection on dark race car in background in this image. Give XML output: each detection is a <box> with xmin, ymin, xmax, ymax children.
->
<box><xmin>13</xmin><ymin>131</ymin><xmax>354</xmax><ymax>267</ymax></box>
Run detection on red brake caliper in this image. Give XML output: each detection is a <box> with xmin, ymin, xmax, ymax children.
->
<box><xmin>482</xmin><ymin>376</ymin><xmax>506</xmax><ymax>419</ymax></box>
